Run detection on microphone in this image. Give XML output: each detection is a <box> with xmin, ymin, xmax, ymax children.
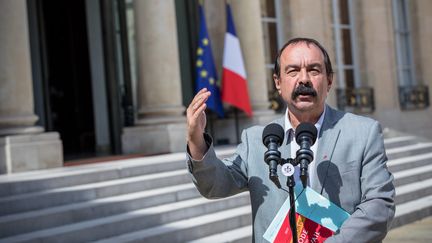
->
<box><xmin>295</xmin><ymin>123</ymin><xmax>318</xmax><ymax>188</ymax></box>
<box><xmin>262</xmin><ymin>123</ymin><xmax>285</xmax><ymax>188</ymax></box>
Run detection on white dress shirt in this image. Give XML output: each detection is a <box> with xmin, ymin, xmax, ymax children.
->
<box><xmin>284</xmin><ymin>106</ymin><xmax>326</xmax><ymax>186</ymax></box>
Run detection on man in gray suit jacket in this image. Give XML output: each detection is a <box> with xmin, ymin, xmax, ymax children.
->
<box><xmin>186</xmin><ymin>37</ymin><xmax>395</xmax><ymax>242</ymax></box>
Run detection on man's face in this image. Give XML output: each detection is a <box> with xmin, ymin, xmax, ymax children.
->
<box><xmin>274</xmin><ymin>42</ymin><xmax>332</xmax><ymax>115</ymax></box>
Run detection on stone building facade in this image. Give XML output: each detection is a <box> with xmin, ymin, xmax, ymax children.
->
<box><xmin>1</xmin><ymin>0</ymin><xmax>431</xmax><ymax>174</ymax></box>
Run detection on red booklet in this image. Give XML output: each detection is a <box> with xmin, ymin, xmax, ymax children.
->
<box><xmin>274</xmin><ymin>212</ymin><xmax>334</xmax><ymax>243</ymax></box>
<box><xmin>263</xmin><ymin>186</ymin><xmax>350</xmax><ymax>243</ymax></box>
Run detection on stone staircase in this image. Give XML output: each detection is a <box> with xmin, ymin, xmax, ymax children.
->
<box><xmin>0</xmin><ymin>130</ymin><xmax>432</xmax><ymax>242</ymax></box>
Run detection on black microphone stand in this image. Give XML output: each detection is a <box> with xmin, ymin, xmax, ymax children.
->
<box><xmin>263</xmin><ymin>122</ymin><xmax>316</xmax><ymax>243</ymax></box>
<box><xmin>281</xmin><ymin>158</ymin><xmax>298</xmax><ymax>243</ymax></box>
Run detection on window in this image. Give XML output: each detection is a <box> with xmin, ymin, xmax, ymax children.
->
<box><xmin>392</xmin><ymin>0</ymin><xmax>429</xmax><ymax>109</ymax></box>
<box><xmin>331</xmin><ymin>0</ymin><xmax>360</xmax><ymax>89</ymax></box>
<box><xmin>333</xmin><ymin>0</ymin><xmax>374</xmax><ymax>112</ymax></box>
<box><xmin>392</xmin><ymin>0</ymin><xmax>416</xmax><ymax>86</ymax></box>
<box><xmin>261</xmin><ymin>0</ymin><xmax>284</xmax><ymax>112</ymax></box>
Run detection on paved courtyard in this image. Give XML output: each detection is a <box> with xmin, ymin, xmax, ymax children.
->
<box><xmin>384</xmin><ymin>216</ymin><xmax>432</xmax><ymax>243</ymax></box>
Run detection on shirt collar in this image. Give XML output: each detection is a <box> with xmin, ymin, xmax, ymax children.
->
<box><xmin>284</xmin><ymin>105</ymin><xmax>326</xmax><ymax>138</ymax></box>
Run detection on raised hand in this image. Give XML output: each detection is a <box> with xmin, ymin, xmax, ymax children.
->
<box><xmin>186</xmin><ymin>88</ymin><xmax>211</xmax><ymax>159</ymax></box>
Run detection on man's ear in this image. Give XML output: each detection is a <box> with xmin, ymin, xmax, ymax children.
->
<box><xmin>273</xmin><ymin>74</ymin><xmax>281</xmax><ymax>91</ymax></box>
<box><xmin>327</xmin><ymin>75</ymin><xmax>333</xmax><ymax>92</ymax></box>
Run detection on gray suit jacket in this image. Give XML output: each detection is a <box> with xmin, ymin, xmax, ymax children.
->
<box><xmin>187</xmin><ymin>105</ymin><xmax>395</xmax><ymax>242</ymax></box>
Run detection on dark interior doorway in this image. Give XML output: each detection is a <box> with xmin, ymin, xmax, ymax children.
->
<box><xmin>39</xmin><ymin>0</ymin><xmax>96</xmax><ymax>159</ymax></box>
<box><xmin>29</xmin><ymin>0</ymin><xmax>134</xmax><ymax>162</ymax></box>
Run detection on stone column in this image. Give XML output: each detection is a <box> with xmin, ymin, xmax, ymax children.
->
<box><xmin>360</xmin><ymin>0</ymin><xmax>398</xmax><ymax>110</ymax></box>
<box><xmin>203</xmin><ymin>0</ymin><xmax>277</xmax><ymax>145</ymax></box>
<box><xmin>225</xmin><ymin>0</ymin><xmax>276</xmax><ymax>137</ymax></box>
<box><xmin>229</xmin><ymin>0</ymin><xmax>271</xmax><ymax>113</ymax></box>
<box><xmin>122</xmin><ymin>0</ymin><xmax>186</xmax><ymax>154</ymax></box>
<box><xmin>0</xmin><ymin>0</ymin><xmax>62</xmax><ymax>174</ymax></box>
<box><xmin>286</xmin><ymin>0</ymin><xmax>337</xmax><ymax>106</ymax></box>
<box><xmin>415</xmin><ymin>0</ymin><xmax>432</xmax><ymax>99</ymax></box>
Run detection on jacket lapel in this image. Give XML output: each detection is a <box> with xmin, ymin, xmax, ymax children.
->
<box><xmin>312</xmin><ymin>105</ymin><xmax>342</xmax><ymax>194</ymax></box>
<box><xmin>271</xmin><ymin>108</ymin><xmax>342</xmax><ymax>194</ymax></box>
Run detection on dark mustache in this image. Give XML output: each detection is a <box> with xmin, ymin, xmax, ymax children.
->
<box><xmin>291</xmin><ymin>84</ymin><xmax>317</xmax><ymax>99</ymax></box>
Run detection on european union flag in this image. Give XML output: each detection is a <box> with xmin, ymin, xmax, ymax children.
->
<box><xmin>195</xmin><ymin>4</ymin><xmax>224</xmax><ymax>117</ymax></box>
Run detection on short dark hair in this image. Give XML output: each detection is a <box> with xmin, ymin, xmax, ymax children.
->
<box><xmin>273</xmin><ymin>37</ymin><xmax>333</xmax><ymax>79</ymax></box>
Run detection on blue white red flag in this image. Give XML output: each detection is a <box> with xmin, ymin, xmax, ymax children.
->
<box><xmin>221</xmin><ymin>3</ymin><xmax>253</xmax><ymax>117</ymax></box>
<box><xmin>195</xmin><ymin>4</ymin><xmax>225</xmax><ymax>117</ymax></box>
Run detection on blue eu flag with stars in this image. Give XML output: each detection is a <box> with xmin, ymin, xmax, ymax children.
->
<box><xmin>195</xmin><ymin>4</ymin><xmax>224</xmax><ymax>117</ymax></box>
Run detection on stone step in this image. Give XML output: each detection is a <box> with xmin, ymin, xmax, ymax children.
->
<box><xmin>0</xmin><ymin>183</ymin><xmax>200</xmax><ymax>237</ymax></box>
<box><xmin>392</xmin><ymin>164</ymin><xmax>432</xmax><ymax>187</ymax></box>
<box><xmin>395</xmin><ymin>178</ymin><xmax>432</xmax><ymax>205</ymax></box>
<box><xmin>386</xmin><ymin>142</ymin><xmax>432</xmax><ymax>160</ymax></box>
<box><xmin>0</xmin><ymin>169</ymin><xmax>190</xmax><ymax>216</ymax></box>
<box><xmin>390</xmin><ymin>194</ymin><xmax>432</xmax><ymax>229</ymax></box>
<box><xmin>93</xmin><ymin>206</ymin><xmax>252</xmax><ymax>243</ymax></box>
<box><xmin>187</xmin><ymin>225</ymin><xmax>252</xmax><ymax>243</ymax></box>
<box><xmin>0</xmin><ymin>146</ymin><xmax>237</xmax><ymax>198</ymax></box>
<box><xmin>0</xmin><ymin>137</ymin><xmax>419</xmax><ymax>198</ymax></box>
<box><xmin>387</xmin><ymin>152</ymin><xmax>432</xmax><ymax>173</ymax></box>
<box><xmin>0</xmin><ymin>134</ymin><xmax>416</xmax><ymax>193</ymax></box>
<box><xmin>384</xmin><ymin>136</ymin><xmax>417</xmax><ymax>149</ymax></box>
<box><xmin>84</xmin><ymin>178</ymin><xmax>431</xmax><ymax>243</ymax></box>
<box><xmin>2</xmin><ymin>149</ymin><xmax>425</xmax><ymax>219</ymax></box>
<box><xmin>0</xmin><ymin>193</ymin><xmax>250</xmax><ymax>243</ymax></box>
<box><xmin>0</xmin><ymin>133</ymin><xmax>431</xmax><ymax>242</ymax></box>
<box><xmin>185</xmin><ymin>176</ymin><xmax>432</xmax><ymax>243</ymax></box>
<box><xmin>0</xmin><ymin>156</ymin><xmax>183</xmax><ymax>197</ymax></box>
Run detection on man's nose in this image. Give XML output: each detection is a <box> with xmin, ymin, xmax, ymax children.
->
<box><xmin>298</xmin><ymin>68</ymin><xmax>310</xmax><ymax>84</ymax></box>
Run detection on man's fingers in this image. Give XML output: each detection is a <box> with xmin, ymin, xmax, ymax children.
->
<box><xmin>190</xmin><ymin>88</ymin><xmax>207</xmax><ymax>103</ymax></box>
<box><xmin>192</xmin><ymin>95</ymin><xmax>209</xmax><ymax>110</ymax></box>
<box><xmin>190</xmin><ymin>89</ymin><xmax>210</xmax><ymax>108</ymax></box>
<box><xmin>188</xmin><ymin>92</ymin><xmax>210</xmax><ymax>115</ymax></box>
<box><xmin>197</xmin><ymin>87</ymin><xmax>207</xmax><ymax>95</ymax></box>
<box><xmin>191</xmin><ymin>95</ymin><xmax>209</xmax><ymax>110</ymax></box>
<box><xmin>188</xmin><ymin>101</ymin><xmax>206</xmax><ymax>125</ymax></box>
<box><xmin>187</xmin><ymin>88</ymin><xmax>211</xmax><ymax>133</ymax></box>
<box><xmin>193</xmin><ymin>102</ymin><xmax>207</xmax><ymax>119</ymax></box>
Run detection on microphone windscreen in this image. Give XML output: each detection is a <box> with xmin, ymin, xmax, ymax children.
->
<box><xmin>262</xmin><ymin>123</ymin><xmax>285</xmax><ymax>146</ymax></box>
<box><xmin>295</xmin><ymin>122</ymin><xmax>318</xmax><ymax>145</ymax></box>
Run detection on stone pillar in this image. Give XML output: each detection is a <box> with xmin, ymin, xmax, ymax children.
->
<box><xmin>415</xmin><ymin>0</ymin><xmax>432</xmax><ymax>96</ymax></box>
<box><xmin>122</xmin><ymin>0</ymin><xmax>186</xmax><ymax>154</ymax></box>
<box><xmin>229</xmin><ymin>0</ymin><xmax>271</xmax><ymax>113</ymax></box>
<box><xmin>287</xmin><ymin>1</ymin><xmax>332</xmax><ymax>41</ymax></box>
<box><xmin>0</xmin><ymin>0</ymin><xmax>62</xmax><ymax>174</ymax></box>
<box><xmin>360</xmin><ymin>0</ymin><xmax>398</xmax><ymax>110</ymax></box>
<box><xmin>286</xmin><ymin>0</ymin><xmax>337</xmax><ymax>107</ymax></box>
<box><xmin>206</xmin><ymin>0</ymin><xmax>277</xmax><ymax>145</ymax></box>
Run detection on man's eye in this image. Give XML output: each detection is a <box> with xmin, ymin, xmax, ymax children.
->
<box><xmin>287</xmin><ymin>70</ymin><xmax>298</xmax><ymax>76</ymax></box>
<box><xmin>310</xmin><ymin>70</ymin><xmax>320</xmax><ymax>75</ymax></box>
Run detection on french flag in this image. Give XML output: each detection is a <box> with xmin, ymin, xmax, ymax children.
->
<box><xmin>221</xmin><ymin>3</ymin><xmax>253</xmax><ymax>117</ymax></box>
